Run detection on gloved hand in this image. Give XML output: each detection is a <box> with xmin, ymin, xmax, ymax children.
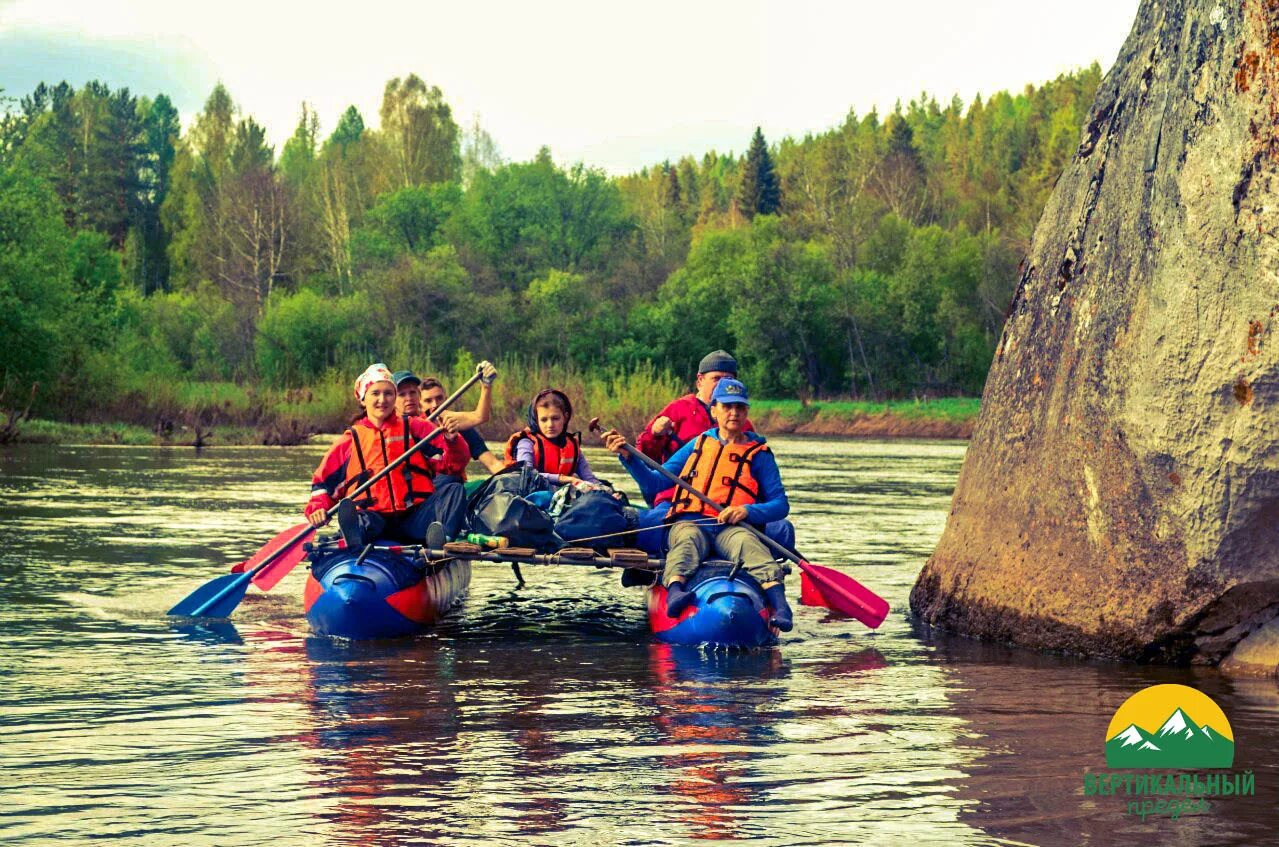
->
<box><xmin>477</xmin><ymin>360</ymin><xmax>498</xmax><ymax>385</ymax></box>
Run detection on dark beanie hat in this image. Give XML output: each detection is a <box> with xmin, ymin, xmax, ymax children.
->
<box><xmin>698</xmin><ymin>350</ymin><xmax>738</xmax><ymax>375</ymax></box>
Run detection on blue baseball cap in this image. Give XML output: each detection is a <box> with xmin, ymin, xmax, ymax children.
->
<box><xmin>710</xmin><ymin>378</ymin><xmax>749</xmax><ymax>406</ymax></box>
<box><xmin>391</xmin><ymin>370</ymin><xmax>421</xmax><ymax>387</ymax></box>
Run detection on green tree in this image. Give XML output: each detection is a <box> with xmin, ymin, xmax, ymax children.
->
<box><xmin>279</xmin><ymin>103</ymin><xmax>319</xmax><ymax>187</ymax></box>
<box><xmin>522</xmin><ymin>269</ymin><xmax>625</xmax><ymax>367</ymax></box>
<box><xmin>450</xmin><ymin>151</ymin><xmax>632</xmax><ymax>285</ymax></box>
<box><xmin>255</xmin><ymin>288</ymin><xmax>373</xmax><ymax>386</ymax></box>
<box><xmin>129</xmin><ymin>94</ymin><xmax>180</xmax><ymax>292</ymax></box>
<box><xmin>353</xmin><ymin>181</ymin><xmax>461</xmax><ymax>263</ymax></box>
<box><xmin>460</xmin><ymin>115</ymin><xmax>502</xmax><ymax>188</ymax></box>
<box><xmin>327</xmin><ymin>105</ymin><xmax>365</xmax><ymax>151</ymax></box>
<box><xmin>0</xmin><ymin>164</ymin><xmax>74</xmax><ymax>392</ymax></box>
<box><xmin>378</xmin><ymin>74</ymin><xmax>461</xmax><ymax>189</ymax></box>
<box><xmin>735</xmin><ymin>127</ymin><xmax>780</xmax><ymax>219</ymax></box>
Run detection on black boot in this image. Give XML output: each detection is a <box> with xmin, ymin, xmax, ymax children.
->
<box><xmin>764</xmin><ymin>584</ymin><xmax>793</xmax><ymax>632</ymax></box>
<box><xmin>665</xmin><ymin>581</ymin><xmax>696</xmax><ymax>617</ymax></box>
<box><xmin>336</xmin><ymin>500</ymin><xmax>364</xmax><ymax>549</ymax></box>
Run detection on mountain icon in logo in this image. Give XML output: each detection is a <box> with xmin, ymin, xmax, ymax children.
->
<box><xmin>1104</xmin><ymin>685</ymin><xmax>1234</xmax><ymax>769</ymax></box>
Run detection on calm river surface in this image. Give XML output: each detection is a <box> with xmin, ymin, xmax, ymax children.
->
<box><xmin>2</xmin><ymin>437</ymin><xmax>1277</xmax><ymax>846</ymax></box>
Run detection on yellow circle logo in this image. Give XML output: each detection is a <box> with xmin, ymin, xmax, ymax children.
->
<box><xmin>1105</xmin><ymin>684</ymin><xmax>1234</xmax><ymax>769</ymax></box>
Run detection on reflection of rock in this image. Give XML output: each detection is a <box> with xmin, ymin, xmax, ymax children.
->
<box><xmin>1220</xmin><ymin>617</ymin><xmax>1279</xmax><ymax>675</ymax></box>
<box><xmin>911</xmin><ymin>0</ymin><xmax>1279</xmax><ymax>667</ymax></box>
<box><xmin>922</xmin><ymin>632</ymin><xmax>1278</xmax><ymax>845</ymax></box>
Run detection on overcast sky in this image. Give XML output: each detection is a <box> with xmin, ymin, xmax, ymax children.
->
<box><xmin>0</xmin><ymin>0</ymin><xmax>1141</xmax><ymax>174</ymax></box>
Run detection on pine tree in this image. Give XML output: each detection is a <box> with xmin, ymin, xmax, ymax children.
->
<box><xmin>736</xmin><ymin>127</ymin><xmax>780</xmax><ymax>218</ymax></box>
<box><xmin>660</xmin><ymin>161</ymin><xmax>680</xmax><ymax>207</ymax></box>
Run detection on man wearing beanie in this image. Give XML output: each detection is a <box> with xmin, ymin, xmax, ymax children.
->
<box><xmin>636</xmin><ymin>350</ymin><xmax>751</xmax><ymax>476</ymax></box>
<box><xmin>630</xmin><ymin>350</ymin><xmax>796</xmax><ymax>557</ymax></box>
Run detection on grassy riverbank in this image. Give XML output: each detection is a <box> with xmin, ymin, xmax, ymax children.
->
<box><xmin>13</xmin><ymin>419</ymin><xmax>265</xmax><ymax>446</ymax></box>
<box><xmin>751</xmin><ymin>397</ymin><xmax>979</xmax><ymax>439</ymax></box>
<box><xmin>3</xmin><ymin>354</ymin><xmax>977</xmax><ymax>447</ymax></box>
<box><xmin>11</xmin><ymin>394</ymin><xmax>978</xmax><ymax>446</ymax></box>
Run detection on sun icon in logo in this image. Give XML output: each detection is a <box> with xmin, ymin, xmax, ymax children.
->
<box><xmin>1105</xmin><ymin>684</ymin><xmax>1234</xmax><ymax>769</ymax></box>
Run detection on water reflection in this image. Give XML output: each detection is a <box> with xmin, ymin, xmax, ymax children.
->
<box><xmin>5</xmin><ymin>439</ymin><xmax>1279</xmax><ymax>846</ymax></box>
<box><xmin>647</xmin><ymin>645</ymin><xmax>790</xmax><ymax>841</ymax></box>
<box><xmin>921</xmin><ymin>629</ymin><xmax>1279</xmax><ymax>847</ymax></box>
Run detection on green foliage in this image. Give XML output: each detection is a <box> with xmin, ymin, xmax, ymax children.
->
<box><xmin>379</xmin><ymin>74</ymin><xmax>461</xmax><ymax>189</ymax></box>
<box><xmin>522</xmin><ymin>269</ymin><xmax>625</xmax><ymax>367</ymax></box>
<box><xmin>353</xmin><ymin>182</ymin><xmax>461</xmax><ymax>263</ymax></box>
<box><xmin>255</xmin><ymin>289</ymin><xmax>375</xmax><ymax>386</ymax></box>
<box><xmin>451</xmin><ymin>153</ymin><xmax>633</xmax><ymax>285</ymax></box>
<box><xmin>0</xmin><ymin>163</ymin><xmax>73</xmax><ymax>392</ymax></box>
<box><xmin>327</xmin><ymin>106</ymin><xmax>366</xmax><ymax>151</ymax></box>
<box><xmin>1</xmin><ymin>65</ymin><xmax>1102</xmax><ymax>430</ymax></box>
<box><xmin>279</xmin><ymin>103</ymin><xmax>319</xmax><ymax>187</ymax></box>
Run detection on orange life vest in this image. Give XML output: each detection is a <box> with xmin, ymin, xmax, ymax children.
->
<box><xmin>503</xmin><ymin>428</ymin><xmax>582</xmax><ymax>477</ymax></box>
<box><xmin>666</xmin><ymin>434</ymin><xmax>769</xmax><ymax>520</ymax></box>
<box><xmin>342</xmin><ymin>416</ymin><xmax>436</xmax><ymax>513</ymax></box>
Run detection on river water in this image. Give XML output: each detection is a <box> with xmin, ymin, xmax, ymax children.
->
<box><xmin>1</xmin><ymin>438</ymin><xmax>1277</xmax><ymax>847</ymax></box>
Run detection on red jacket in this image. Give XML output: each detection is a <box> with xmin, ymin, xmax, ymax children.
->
<box><xmin>636</xmin><ymin>393</ymin><xmax>755</xmax><ymax>504</ymax></box>
<box><xmin>305</xmin><ymin>416</ymin><xmax>470</xmax><ymax>517</ymax></box>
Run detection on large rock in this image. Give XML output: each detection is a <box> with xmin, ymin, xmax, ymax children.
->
<box><xmin>910</xmin><ymin>0</ymin><xmax>1279</xmax><ymax>669</ymax></box>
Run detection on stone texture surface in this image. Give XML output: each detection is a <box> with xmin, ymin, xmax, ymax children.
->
<box><xmin>910</xmin><ymin>0</ymin><xmax>1279</xmax><ymax>667</ymax></box>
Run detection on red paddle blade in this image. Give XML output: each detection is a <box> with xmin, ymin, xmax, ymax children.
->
<box><xmin>250</xmin><ymin>538</ymin><xmax>310</xmax><ymax>591</ymax></box>
<box><xmin>230</xmin><ymin>523</ymin><xmax>311</xmax><ymax>573</ymax></box>
<box><xmin>799</xmin><ymin>562</ymin><xmax>890</xmax><ymax>629</ymax></box>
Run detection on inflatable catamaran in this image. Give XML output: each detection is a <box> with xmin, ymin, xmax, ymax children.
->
<box><xmin>303</xmin><ymin>537</ymin><xmax>785</xmax><ymax>647</ymax></box>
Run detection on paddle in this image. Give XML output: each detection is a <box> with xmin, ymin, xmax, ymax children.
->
<box><xmin>588</xmin><ymin>417</ymin><xmax>890</xmax><ymax>629</ymax></box>
<box><xmin>168</xmin><ymin>368</ymin><xmax>483</xmax><ymax>618</ymax></box>
<box><xmin>225</xmin><ymin>372</ymin><xmax>479</xmax><ymax>589</ymax></box>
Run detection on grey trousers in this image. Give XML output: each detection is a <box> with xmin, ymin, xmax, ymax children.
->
<box><xmin>664</xmin><ymin>519</ymin><xmax>784</xmax><ymax>586</ymax></box>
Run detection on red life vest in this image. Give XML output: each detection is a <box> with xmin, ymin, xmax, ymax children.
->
<box><xmin>666</xmin><ymin>434</ymin><xmax>768</xmax><ymax>520</ymax></box>
<box><xmin>503</xmin><ymin>428</ymin><xmax>582</xmax><ymax>477</ymax></box>
<box><xmin>342</xmin><ymin>416</ymin><xmax>436</xmax><ymax>513</ymax></box>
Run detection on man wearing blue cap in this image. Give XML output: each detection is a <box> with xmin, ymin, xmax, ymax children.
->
<box><xmin>603</xmin><ymin>377</ymin><xmax>794</xmax><ymax>630</ymax></box>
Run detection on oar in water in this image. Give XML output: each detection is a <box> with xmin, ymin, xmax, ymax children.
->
<box><xmin>168</xmin><ymin>368</ymin><xmax>484</xmax><ymax>619</ymax></box>
<box><xmin>588</xmin><ymin>417</ymin><xmax>890</xmax><ymax>629</ymax></box>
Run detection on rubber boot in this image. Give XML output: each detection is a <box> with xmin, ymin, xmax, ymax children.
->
<box><xmin>665</xmin><ymin>581</ymin><xmax>696</xmax><ymax>617</ymax></box>
<box><xmin>621</xmin><ymin>568</ymin><xmax>657</xmax><ymax>588</ymax></box>
<box><xmin>336</xmin><ymin>500</ymin><xmax>364</xmax><ymax>549</ymax></box>
<box><xmin>425</xmin><ymin>521</ymin><xmax>447</xmax><ymax>553</ymax></box>
<box><xmin>764</xmin><ymin>584</ymin><xmax>793</xmax><ymax>632</ymax></box>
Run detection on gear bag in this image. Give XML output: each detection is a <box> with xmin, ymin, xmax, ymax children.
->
<box><xmin>553</xmin><ymin>482</ymin><xmax>634</xmax><ymax>546</ymax></box>
<box><xmin>465</xmin><ymin>466</ymin><xmax>558</xmax><ymax>551</ymax></box>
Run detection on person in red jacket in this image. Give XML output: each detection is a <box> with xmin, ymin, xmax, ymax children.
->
<box><xmin>304</xmin><ymin>363</ymin><xmax>471</xmax><ymax>548</ymax></box>
<box><xmin>637</xmin><ymin>351</ymin><xmax>750</xmax><ymax>492</ymax></box>
<box><xmin>632</xmin><ymin>350</ymin><xmax>795</xmax><ymax>554</ymax></box>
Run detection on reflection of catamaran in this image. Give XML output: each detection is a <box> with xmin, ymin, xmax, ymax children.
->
<box><xmin>304</xmin><ymin>537</ymin><xmax>789</xmax><ymax>648</ymax></box>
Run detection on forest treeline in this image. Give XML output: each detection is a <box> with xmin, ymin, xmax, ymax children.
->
<box><xmin>0</xmin><ymin>66</ymin><xmax>1100</xmax><ymax>425</ymax></box>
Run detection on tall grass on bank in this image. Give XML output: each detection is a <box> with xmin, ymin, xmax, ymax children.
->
<box><xmin>16</xmin><ymin>355</ymin><xmax>978</xmax><ymax>445</ymax></box>
<box><xmin>39</xmin><ymin>357</ymin><xmax>689</xmax><ymax>444</ymax></box>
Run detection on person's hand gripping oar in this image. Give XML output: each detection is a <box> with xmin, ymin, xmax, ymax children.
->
<box><xmin>589</xmin><ymin>417</ymin><xmax>890</xmax><ymax>629</ymax></box>
<box><xmin>168</xmin><ymin>365</ymin><xmax>489</xmax><ymax>619</ymax></box>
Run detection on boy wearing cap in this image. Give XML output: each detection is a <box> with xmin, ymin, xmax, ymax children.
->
<box><xmin>399</xmin><ymin>371</ymin><xmax>503</xmax><ymax>483</ymax></box>
<box><xmin>392</xmin><ymin>367</ymin><xmax>501</xmax><ymax>483</ymax></box>
<box><xmin>604</xmin><ymin>378</ymin><xmax>794</xmax><ymax>631</ymax></box>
